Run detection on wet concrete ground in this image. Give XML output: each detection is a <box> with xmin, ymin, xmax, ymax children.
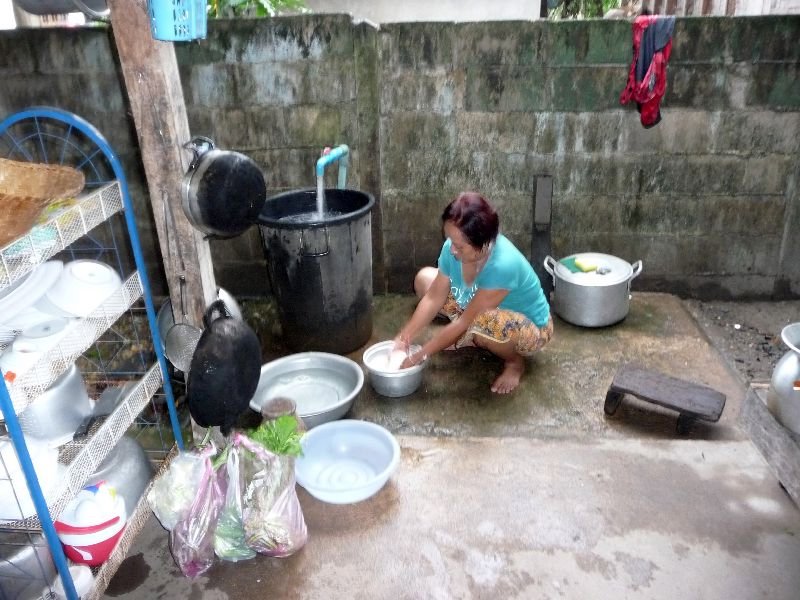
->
<box><xmin>104</xmin><ymin>292</ymin><xmax>800</xmax><ymax>599</ymax></box>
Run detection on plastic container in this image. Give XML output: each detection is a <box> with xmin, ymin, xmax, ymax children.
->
<box><xmin>38</xmin><ymin>259</ymin><xmax>122</xmax><ymax>318</ymax></box>
<box><xmin>86</xmin><ymin>436</ymin><xmax>154</xmax><ymax>516</ymax></box>
<box><xmin>0</xmin><ymin>260</ymin><xmax>63</xmax><ymax>330</ymax></box>
<box><xmin>54</xmin><ymin>482</ymin><xmax>127</xmax><ymax>566</ymax></box>
<box><xmin>0</xmin><ymin>436</ymin><xmax>66</xmax><ymax>521</ymax></box>
<box><xmin>295</xmin><ymin>419</ymin><xmax>400</xmax><ymax>504</ymax></box>
<box><xmin>258</xmin><ymin>188</ymin><xmax>375</xmax><ymax>353</ymax></box>
<box><xmin>148</xmin><ymin>0</ymin><xmax>207</xmax><ymax>42</ymax></box>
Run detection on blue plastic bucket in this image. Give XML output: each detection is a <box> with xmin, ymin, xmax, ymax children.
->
<box><xmin>148</xmin><ymin>0</ymin><xmax>207</xmax><ymax>42</ymax></box>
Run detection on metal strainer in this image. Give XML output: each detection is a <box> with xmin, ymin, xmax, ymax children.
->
<box><xmin>161</xmin><ymin>196</ymin><xmax>203</xmax><ymax>373</ymax></box>
<box><xmin>164</xmin><ymin>322</ymin><xmax>202</xmax><ymax>373</ymax></box>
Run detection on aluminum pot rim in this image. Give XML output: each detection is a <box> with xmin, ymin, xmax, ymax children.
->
<box><xmin>363</xmin><ymin>340</ymin><xmax>426</xmax><ymax>377</ymax></box>
<box><xmin>780</xmin><ymin>322</ymin><xmax>800</xmax><ymax>355</ymax></box>
<box><xmin>181</xmin><ymin>148</ymin><xmax>221</xmax><ymax>235</ymax></box>
<box><xmin>544</xmin><ymin>253</ymin><xmax>642</xmax><ymax>287</ymax></box>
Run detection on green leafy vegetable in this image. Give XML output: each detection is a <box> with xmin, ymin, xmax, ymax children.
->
<box><xmin>247</xmin><ymin>415</ymin><xmax>304</xmax><ymax>457</ymax></box>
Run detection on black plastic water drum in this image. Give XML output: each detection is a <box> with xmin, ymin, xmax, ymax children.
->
<box><xmin>258</xmin><ymin>188</ymin><xmax>375</xmax><ymax>354</ymax></box>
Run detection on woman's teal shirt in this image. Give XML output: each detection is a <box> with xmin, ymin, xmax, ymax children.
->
<box><xmin>438</xmin><ymin>234</ymin><xmax>550</xmax><ymax>328</ymax></box>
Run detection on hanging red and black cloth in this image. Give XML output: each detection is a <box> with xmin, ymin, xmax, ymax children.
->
<box><xmin>619</xmin><ymin>15</ymin><xmax>676</xmax><ymax>128</ymax></box>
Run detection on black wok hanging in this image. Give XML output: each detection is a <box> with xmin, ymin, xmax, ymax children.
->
<box><xmin>182</xmin><ymin>136</ymin><xmax>267</xmax><ymax>239</ymax></box>
<box><xmin>186</xmin><ymin>299</ymin><xmax>262</xmax><ymax>436</ymax></box>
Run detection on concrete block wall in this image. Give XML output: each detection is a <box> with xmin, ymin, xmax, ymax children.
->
<box><xmin>175</xmin><ymin>16</ymin><xmax>381</xmax><ymax>295</ymax></box>
<box><xmin>0</xmin><ymin>16</ymin><xmax>797</xmax><ymax>300</ymax></box>
<box><xmin>378</xmin><ymin>17</ymin><xmax>800</xmax><ymax>298</ymax></box>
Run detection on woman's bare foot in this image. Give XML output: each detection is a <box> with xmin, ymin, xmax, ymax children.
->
<box><xmin>491</xmin><ymin>355</ymin><xmax>525</xmax><ymax>394</ymax></box>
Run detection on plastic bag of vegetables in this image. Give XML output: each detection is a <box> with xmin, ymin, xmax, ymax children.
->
<box><xmin>148</xmin><ymin>444</ymin><xmax>217</xmax><ymax>531</ymax></box>
<box><xmin>233</xmin><ymin>418</ymin><xmax>308</xmax><ymax>557</ymax></box>
<box><xmin>169</xmin><ymin>451</ymin><xmax>227</xmax><ymax>578</ymax></box>
<box><xmin>213</xmin><ymin>446</ymin><xmax>256</xmax><ymax>562</ymax></box>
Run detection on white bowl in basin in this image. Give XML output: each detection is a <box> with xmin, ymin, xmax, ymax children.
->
<box><xmin>249</xmin><ymin>352</ymin><xmax>364</xmax><ymax>428</ymax></box>
<box><xmin>295</xmin><ymin>419</ymin><xmax>400</xmax><ymax>504</ymax></box>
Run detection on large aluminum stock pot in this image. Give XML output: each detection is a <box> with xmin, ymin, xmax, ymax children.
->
<box><xmin>543</xmin><ymin>253</ymin><xmax>643</xmax><ymax>328</ymax></box>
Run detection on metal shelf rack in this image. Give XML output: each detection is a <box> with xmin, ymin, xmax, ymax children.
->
<box><xmin>0</xmin><ymin>107</ymin><xmax>185</xmax><ymax>600</ymax></box>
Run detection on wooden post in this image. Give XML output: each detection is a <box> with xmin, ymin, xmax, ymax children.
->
<box><xmin>106</xmin><ymin>0</ymin><xmax>216</xmax><ymax>328</ymax></box>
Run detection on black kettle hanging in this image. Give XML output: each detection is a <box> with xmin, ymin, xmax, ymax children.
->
<box><xmin>181</xmin><ymin>136</ymin><xmax>267</xmax><ymax>238</ymax></box>
<box><xmin>187</xmin><ymin>299</ymin><xmax>262</xmax><ymax>435</ymax></box>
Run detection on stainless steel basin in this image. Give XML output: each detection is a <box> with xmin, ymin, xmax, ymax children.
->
<box><xmin>248</xmin><ymin>352</ymin><xmax>364</xmax><ymax>428</ymax></box>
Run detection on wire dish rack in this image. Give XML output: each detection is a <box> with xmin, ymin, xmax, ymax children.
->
<box><xmin>0</xmin><ymin>181</ymin><xmax>123</xmax><ymax>289</ymax></box>
<box><xmin>0</xmin><ymin>108</ymin><xmax>186</xmax><ymax>600</ymax></box>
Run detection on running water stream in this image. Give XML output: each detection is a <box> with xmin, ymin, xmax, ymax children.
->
<box><xmin>317</xmin><ymin>174</ymin><xmax>326</xmax><ymax>218</ymax></box>
<box><xmin>278</xmin><ymin>145</ymin><xmax>348</xmax><ymax>224</ymax></box>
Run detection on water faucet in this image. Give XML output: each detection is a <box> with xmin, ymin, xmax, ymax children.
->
<box><xmin>315</xmin><ymin>144</ymin><xmax>349</xmax><ymax>189</ymax></box>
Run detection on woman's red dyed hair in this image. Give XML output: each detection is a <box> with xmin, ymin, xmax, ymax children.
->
<box><xmin>441</xmin><ymin>191</ymin><xmax>499</xmax><ymax>248</ymax></box>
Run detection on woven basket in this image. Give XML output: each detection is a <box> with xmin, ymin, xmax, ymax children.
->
<box><xmin>0</xmin><ymin>158</ymin><xmax>85</xmax><ymax>249</ymax></box>
<box><xmin>0</xmin><ymin>157</ymin><xmax>85</xmax><ymax>199</ymax></box>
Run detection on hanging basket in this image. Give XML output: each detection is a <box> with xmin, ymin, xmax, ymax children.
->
<box><xmin>148</xmin><ymin>0</ymin><xmax>208</xmax><ymax>42</ymax></box>
<box><xmin>0</xmin><ymin>158</ymin><xmax>85</xmax><ymax>249</ymax></box>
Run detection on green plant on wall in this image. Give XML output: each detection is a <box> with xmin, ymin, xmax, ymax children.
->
<box><xmin>208</xmin><ymin>0</ymin><xmax>308</xmax><ymax>18</ymax></box>
<box><xmin>549</xmin><ymin>0</ymin><xmax>620</xmax><ymax>18</ymax></box>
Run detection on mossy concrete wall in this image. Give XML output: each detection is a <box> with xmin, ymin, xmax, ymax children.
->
<box><xmin>0</xmin><ymin>16</ymin><xmax>797</xmax><ymax>299</ymax></box>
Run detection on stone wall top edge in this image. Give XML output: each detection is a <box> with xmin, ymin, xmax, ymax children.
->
<box><xmin>210</xmin><ymin>13</ymin><xmax>356</xmax><ymax>27</ymax></box>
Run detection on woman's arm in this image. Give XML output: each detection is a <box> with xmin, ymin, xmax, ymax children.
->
<box><xmin>403</xmin><ymin>287</ymin><xmax>509</xmax><ymax>367</ymax></box>
<box><xmin>396</xmin><ymin>270</ymin><xmax>451</xmax><ymax>348</ymax></box>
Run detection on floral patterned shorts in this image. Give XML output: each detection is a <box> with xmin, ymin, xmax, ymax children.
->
<box><xmin>440</xmin><ymin>293</ymin><xmax>554</xmax><ymax>355</ymax></box>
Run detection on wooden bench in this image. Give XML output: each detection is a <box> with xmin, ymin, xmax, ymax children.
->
<box><xmin>604</xmin><ymin>364</ymin><xmax>727</xmax><ymax>434</ymax></box>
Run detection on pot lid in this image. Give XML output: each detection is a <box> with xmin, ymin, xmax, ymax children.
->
<box><xmin>554</xmin><ymin>253</ymin><xmax>636</xmax><ymax>286</ymax></box>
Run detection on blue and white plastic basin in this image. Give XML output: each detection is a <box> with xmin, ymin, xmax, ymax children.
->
<box><xmin>295</xmin><ymin>419</ymin><xmax>400</xmax><ymax>504</ymax></box>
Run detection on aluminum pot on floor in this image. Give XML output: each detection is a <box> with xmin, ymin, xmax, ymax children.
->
<box><xmin>543</xmin><ymin>253</ymin><xmax>643</xmax><ymax>328</ymax></box>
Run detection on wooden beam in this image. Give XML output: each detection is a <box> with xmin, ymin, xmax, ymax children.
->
<box><xmin>107</xmin><ymin>0</ymin><xmax>216</xmax><ymax>328</ymax></box>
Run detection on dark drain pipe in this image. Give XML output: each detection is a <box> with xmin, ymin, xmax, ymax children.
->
<box><xmin>531</xmin><ymin>175</ymin><xmax>554</xmax><ymax>299</ymax></box>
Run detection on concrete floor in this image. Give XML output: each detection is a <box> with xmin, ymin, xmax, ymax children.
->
<box><xmin>104</xmin><ymin>292</ymin><xmax>800</xmax><ymax>599</ymax></box>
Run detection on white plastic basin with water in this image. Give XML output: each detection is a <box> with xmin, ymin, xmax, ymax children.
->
<box><xmin>295</xmin><ymin>419</ymin><xmax>400</xmax><ymax>504</ymax></box>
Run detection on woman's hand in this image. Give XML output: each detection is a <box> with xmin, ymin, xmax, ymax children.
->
<box><xmin>400</xmin><ymin>350</ymin><xmax>427</xmax><ymax>369</ymax></box>
<box><xmin>392</xmin><ymin>333</ymin><xmax>410</xmax><ymax>355</ymax></box>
